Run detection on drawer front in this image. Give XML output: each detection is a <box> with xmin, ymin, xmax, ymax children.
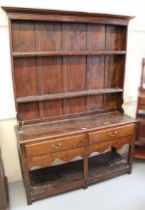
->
<box><xmin>27</xmin><ymin>147</ymin><xmax>83</xmax><ymax>170</ymax></box>
<box><xmin>88</xmin><ymin>136</ymin><xmax>133</xmax><ymax>154</ymax></box>
<box><xmin>25</xmin><ymin>134</ymin><xmax>85</xmax><ymax>157</ymax></box>
<box><xmin>89</xmin><ymin>124</ymin><xmax>134</xmax><ymax>145</ymax></box>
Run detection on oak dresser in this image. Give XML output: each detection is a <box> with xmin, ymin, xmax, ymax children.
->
<box><xmin>2</xmin><ymin>7</ymin><xmax>137</xmax><ymax>204</ymax></box>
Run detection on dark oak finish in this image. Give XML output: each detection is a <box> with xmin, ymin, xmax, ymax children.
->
<box><xmin>134</xmin><ymin>58</ymin><xmax>145</xmax><ymax>159</ymax></box>
<box><xmin>0</xmin><ymin>148</ymin><xmax>9</xmax><ymax>210</ymax></box>
<box><xmin>3</xmin><ymin>7</ymin><xmax>136</xmax><ymax>204</ymax></box>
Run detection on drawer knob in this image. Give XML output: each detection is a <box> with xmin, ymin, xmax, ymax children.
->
<box><xmin>52</xmin><ymin>143</ymin><xmax>62</xmax><ymax>150</ymax></box>
<box><xmin>108</xmin><ymin>130</ymin><xmax>117</xmax><ymax>137</ymax></box>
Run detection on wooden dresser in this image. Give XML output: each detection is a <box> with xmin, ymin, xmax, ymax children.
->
<box><xmin>0</xmin><ymin>148</ymin><xmax>8</xmax><ymax>210</ymax></box>
<box><xmin>134</xmin><ymin>58</ymin><xmax>145</xmax><ymax>159</ymax></box>
<box><xmin>3</xmin><ymin>7</ymin><xmax>137</xmax><ymax>204</ymax></box>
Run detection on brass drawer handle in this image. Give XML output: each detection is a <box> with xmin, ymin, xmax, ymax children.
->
<box><xmin>52</xmin><ymin>143</ymin><xmax>62</xmax><ymax>150</ymax></box>
<box><xmin>108</xmin><ymin>130</ymin><xmax>117</xmax><ymax>137</ymax></box>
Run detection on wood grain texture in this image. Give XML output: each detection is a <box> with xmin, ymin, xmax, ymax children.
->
<box><xmin>88</xmin><ymin>136</ymin><xmax>132</xmax><ymax>154</ymax></box>
<box><xmin>17</xmin><ymin>111</ymin><xmax>136</xmax><ymax>143</ymax></box>
<box><xmin>12</xmin><ymin>50</ymin><xmax>126</xmax><ymax>57</ymax></box>
<box><xmin>63</xmin><ymin>97</ymin><xmax>86</xmax><ymax>114</ymax></box>
<box><xmin>105</xmin><ymin>55</ymin><xmax>125</xmax><ymax>88</ymax></box>
<box><xmin>88</xmin><ymin>56</ymin><xmax>105</xmax><ymax>89</ymax></box>
<box><xmin>63</xmin><ymin>56</ymin><xmax>86</xmax><ymax>92</ymax></box>
<box><xmin>104</xmin><ymin>93</ymin><xmax>120</xmax><ymax>109</ymax></box>
<box><xmin>89</xmin><ymin>124</ymin><xmax>134</xmax><ymax>144</ymax></box>
<box><xmin>16</xmin><ymin>88</ymin><xmax>123</xmax><ymax>103</ymax></box>
<box><xmin>28</xmin><ymin>147</ymin><xmax>84</xmax><ymax>169</ymax></box>
<box><xmin>36</xmin><ymin>23</ymin><xmax>62</xmax><ymax>51</ymax></box>
<box><xmin>87</xmin><ymin>24</ymin><xmax>105</xmax><ymax>51</ymax></box>
<box><xmin>3</xmin><ymin>7</ymin><xmax>133</xmax><ymax>25</ymax></box>
<box><xmin>14</xmin><ymin>58</ymin><xmax>38</xmax><ymax>97</ymax></box>
<box><xmin>43</xmin><ymin>100</ymin><xmax>63</xmax><ymax>117</ymax></box>
<box><xmin>18</xmin><ymin>102</ymin><xmax>40</xmax><ymax>120</ymax></box>
<box><xmin>12</xmin><ymin>21</ymin><xmax>36</xmax><ymax>52</ymax></box>
<box><xmin>106</xmin><ymin>26</ymin><xmax>126</xmax><ymax>51</ymax></box>
<box><xmin>40</xmin><ymin>57</ymin><xmax>63</xmax><ymax>94</ymax></box>
<box><xmin>86</xmin><ymin>95</ymin><xmax>104</xmax><ymax>111</ymax></box>
<box><xmin>62</xmin><ymin>23</ymin><xmax>86</xmax><ymax>51</ymax></box>
<box><xmin>25</xmin><ymin>134</ymin><xmax>85</xmax><ymax>157</ymax></box>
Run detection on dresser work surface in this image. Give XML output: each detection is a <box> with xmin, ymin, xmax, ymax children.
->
<box><xmin>18</xmin><ymin>111</ymin><xmax>136</xmax><ymax>142</ymax></box>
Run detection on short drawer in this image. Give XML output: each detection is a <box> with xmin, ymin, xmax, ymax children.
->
<box><xmin>25</xmin><ymin>134</ymin><xmax>85</xmax><ymax>157</ymax></box>
<box><xmin>89</xmin><ymin>124</ymin><xmax>134</xmax><ymax>145</ymax></box>
<box><xmin>27</xmin><ymin>147</ymin><xmax>83</xmax><ymax>170</ymax></box>
<box><xmin>89</xmin><ymin>136</ymin><xmax>133</xmax><ymax>154</ymax></box>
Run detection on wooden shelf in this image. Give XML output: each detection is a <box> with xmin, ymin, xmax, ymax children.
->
<box><xmin>12</xmin><ymin>51</ymin><xmax>126</xmax><ymax>57</ymax></box>
<box><xmin>29</xmin><ymin>151</ymin><xmax>128</xmax><ymax>201</ymax></box>
<box><xmin>88</xmin><ymin>152</ymin><xmax>129</xmax><ymax>184</ymax></box>
<box><xmin>30</xmin><ymin>159</ymin><xmax>83</xmax><ymax>191</ymax></box>
<box><xmin>16</xmin><ymin>88</ymin><xmax>123</xmax><ymax>103</ymax></box>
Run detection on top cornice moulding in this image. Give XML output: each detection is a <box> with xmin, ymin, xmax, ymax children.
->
<box><xmin>2</xmin><ymin>6</ymin><xmax>134</xmax><ymax>25</ymax></box>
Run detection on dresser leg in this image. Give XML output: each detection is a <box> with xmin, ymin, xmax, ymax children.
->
<box><xmin>22</xmin><ymin>168</ymin><xmax>32</xmax><ymax>205</ymax></box>
<box><xmin>19</xmin><ymin>145</ymin><xmax>32</xmax><ymax>205</ymax></box>
<box><xmin>127</xmin><ymin>144</ymin><xmax>134</xmax><ymax>174</ymax></box>
<box><xmin>128</xmin><ymin>167</ymin><xmax>132</xmax><ymax>175</ymax></box>
<box><xmin>83</xmin><ymin>183</ymin><xmax>88</xmax><ymax>189</ymax></box>
<box><xmin>83</xmin><ymin>154</ymin><xmax>88</xmax><ymax>189</ymax></box>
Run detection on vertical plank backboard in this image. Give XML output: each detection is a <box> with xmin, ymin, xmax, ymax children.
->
<box><xmin>86</xmin><ymin>95</ymin><xmax>104</xmax><ymax>111</ymax></box>
<box><xmin>104</xmin><ymin>55</ymin><xmax>125</xmax><ymax>88</ymax></box>
<box><xmin>43</xmin><ymin>100</ymin><xmax>63</xmax><ymax>117</ymax></box>
<box><xmin>14</xmin><ymin>58</ymin><xmax>38</xmax><ymax>97</ymax></box>
<box><xmin>87</xmin><ymin>24</ymin><xmax>105</xmax><ymax>50</ymax></box>
<box><xmin>88</xmin><ymin>55</ymin><xmax>105</xmax><ymax>89</ymax></box>
<box><xmin>36</xmin><ymin>23</ymin><xmax>62</xmax><ymax>51</ymax></box>
<box><xmin>63</xmin><ymin>56</ymin><xmax>86</xmax><ymax>92</ymax></box>
<box><xmin>62</xmin><ymin>23</ymin><xmax>87</xmax><ymax>51</ymax></box>
<box><xmin>40</xmin><ymin>57</ymin><xmax>63</xmax><ymax>94</ymax></box>
<box><xmin>18</xmin><ymin>102</ymin><xmax>40</xmax><ymax>120</ymax></box>
<box><xmin>106</xmin><ymin>26</ymin><xmax>126</xmax><ymax>50</ymax></box>
<box><xmin>63</xmin><ymin>97</ymin><xmax>86</xmax><ymax>114</ymax></box>
<box><xmin>11</xmin><ymin>21</ymin><xmax>36</xmax><ymax>52</ymax></box>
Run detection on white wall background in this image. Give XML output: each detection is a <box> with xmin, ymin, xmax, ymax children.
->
<box><xmin>0</xmin><ymin>0</ymin><xmax>145</xmax><ymax>182</ymax></box>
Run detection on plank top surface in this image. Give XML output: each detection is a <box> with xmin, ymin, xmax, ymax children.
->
<box><xmin>17</xmin><ymin>111</ymin><xmax>136</xmax><ymax>143</ymax></box>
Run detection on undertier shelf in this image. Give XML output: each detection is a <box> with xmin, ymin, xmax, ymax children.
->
<box><xmin>30</xmin><ymin>160</ymin><xmax>83</xmax><ymax>191</ymax></box>
<box><xmin>29</xmin><ymin>151</ymin><xmax>129</xmax><ymax>200</ymax></box>
<box><xmin>88</xmin><ymin>151</ymin><xmax>129</xmax><ymax>184</ymax></box>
